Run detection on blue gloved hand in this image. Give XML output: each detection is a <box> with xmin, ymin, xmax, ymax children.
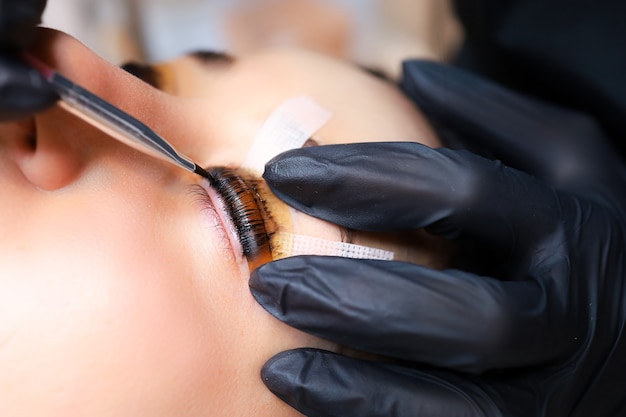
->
<box><xmin>249</xmin><ymin>61</ymin><xmax>626</xmax><ymax>416</ymax></box>
<box><xmin>0</xmin><ymin>0</ymin><xmax>57</xmax><ymax>121</ymax></box>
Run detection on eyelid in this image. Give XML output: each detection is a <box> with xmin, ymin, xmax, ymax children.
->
<box><xmin>191</xmin><ymin>169</ymin><xmax>275</xmax><ymax>271</ymax></box>
<box><xmin>188</xmin><ymin>183</ymin><xmax>237</xmax><ymax>253</ymax></box>
<box><xmin>205</xmin><ymin>168</ymin><xmax>273</xmax><ymax>268</ymax></box>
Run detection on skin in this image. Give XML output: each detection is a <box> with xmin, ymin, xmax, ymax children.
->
<box><xmin>0</xmin><ymin>28</ymin><xmax>440</xmax><ymax>416</ymax></box>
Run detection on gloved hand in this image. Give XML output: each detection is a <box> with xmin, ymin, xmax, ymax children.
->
<box><xmin>0</xmin><ymin>0</ymin><xmax>57</xmax><ymax>121</ymax></box>
<box><xmin>249</xmin><ymin>60</ymin><xmax>626</xmax><ymax>417</ymax></box>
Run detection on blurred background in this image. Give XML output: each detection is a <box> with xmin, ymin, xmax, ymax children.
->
<box><xmin>42</xmin><ymin>0</ymin><xmax>462</xmax><ymax>80</ymax></box>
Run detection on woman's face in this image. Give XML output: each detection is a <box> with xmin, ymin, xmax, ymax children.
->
<box><xmin>0</xmin><ymin>29</ymin><xmax>439</xmax><ymax>416</ymax></box>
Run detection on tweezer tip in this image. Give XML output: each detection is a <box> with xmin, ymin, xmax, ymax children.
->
<box><xmin>194</xmin><ymin>165</ymin><xmax>214</xmax><ymax>183</ymax></box>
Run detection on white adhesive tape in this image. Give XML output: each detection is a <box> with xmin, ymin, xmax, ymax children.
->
<box><xmin>241</xmin><ymin>96</ymin><xmax>332</xmax><ymax>175</ymax></box>
<box><xmin>278</xmin><ymin>232</ymin><xmax>394</xmax><ymax>261</ymax></box>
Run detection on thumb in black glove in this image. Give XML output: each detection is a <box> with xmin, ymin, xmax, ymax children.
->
<box><xmin>0</xmin><ymin>0</ymin><xmax>57</xmax><ymax>121</ymax></box>
<box><xmin>249</xmin><ymin>61</ymin><xmax>626</xmax><ymax>417</ymax></box>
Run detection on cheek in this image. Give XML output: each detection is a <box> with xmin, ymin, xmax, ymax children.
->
<box><xmin>0</xmin><ymin>208</ymin><xmax>227</xmax><ymax>414</ymax></box>
<box><xmin>0</xmin><ymin>190</ymin><xmax>323</xmax><ymax>416</ymax></box>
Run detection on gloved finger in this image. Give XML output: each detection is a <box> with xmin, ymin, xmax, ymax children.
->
<box><xmin>251</xmin><ymin>256</ymin><xmax>573</xmax><ymax>372</ymax></box>
<box><xmin>0</xmin><ymin>54</ymin><xmax>58</xmax><ymax>121</ymax></box>
<box><xmin>400</xmin><ymin>60</ymin><xmax>620</xmax><ymax>192</ymax></box>
<box><xmin>262</xmin><ymin>348</ymin><xmax>505</xmax><ymax>417</ymax></box>
<box><xmin>264</xmin><ymin>142</ymin><xmax>558</xmax><ymax>251</ymax></box>
<box><xmin>0</xmin><ymin>0</ymin><xmax>48</xmax><ymax>49</ymax></box>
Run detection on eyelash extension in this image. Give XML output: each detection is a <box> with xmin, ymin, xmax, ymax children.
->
<box><xmin>193</xmin><ymin>166</ymin><xmax>395</xmax><ymax>264</ymax></box>
<box><xmin>206</xmin><ymin>167</ymin><xmax>271</xmax><ymax>261</ymax></box>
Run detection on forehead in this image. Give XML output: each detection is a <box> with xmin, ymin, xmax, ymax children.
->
<box><xmin>128</xmin><ymin>47</ymin><xmax>439</xmax><ymax>150</ymax></box>
<box><xmin>150</xmin><ymin>47</ymin><xmax>390</xmax><ymax>98</ymax></box>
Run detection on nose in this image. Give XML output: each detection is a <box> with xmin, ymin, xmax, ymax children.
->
<box><xmin>14</xmin><ymin>108</ymin><xmax>93</xmax><ymax>190</ymax></box>
<box><xmin>11</xmin><ymin>28</ymin><xmax>204</xmax><ymax>190</ymax></box>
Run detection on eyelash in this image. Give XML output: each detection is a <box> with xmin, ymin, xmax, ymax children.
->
<box><xmin>193</xmin><ymin>168</ymin><xmax>271</xmax><ymax>261</ymax></box>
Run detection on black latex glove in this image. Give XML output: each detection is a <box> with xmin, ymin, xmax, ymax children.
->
<box><xmin>0</xmin><ymin>0</ymin><xmax>57</xmax><ymax>121</ymax></box>
<box><xmin>249</xmin><ymin>60</ymin><xmax>626</xmax><ymax>417</ymax></box>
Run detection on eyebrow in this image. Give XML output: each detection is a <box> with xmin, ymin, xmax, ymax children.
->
<box><xmin>188</xmin><ymin>50</ymin><xmax>235</xmax><ymax>66</ymax></box>
<box><xmin>120</xmin><ymin>62</ymin><xmax>162</xmax><ymax>89</ymax></box>
<box><xmin>120</xmin><ymin>50</ymin><xmax>235</xmax><ymax>90</ymax></box>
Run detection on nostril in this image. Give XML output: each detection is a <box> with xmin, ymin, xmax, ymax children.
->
<box><xmin>15</xmin><ymin>113</ymin><xmax>85</xmax><ymax>191</ymax></box>
<box><xmin>26</xmin><ymin>125</ymin><xmax>37</xmax><ymax>151</ymax></box>
<box><xmin>14</xmin><ymin>118</ymin><xmax>37</xmax><ymax>152</ymax></box>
